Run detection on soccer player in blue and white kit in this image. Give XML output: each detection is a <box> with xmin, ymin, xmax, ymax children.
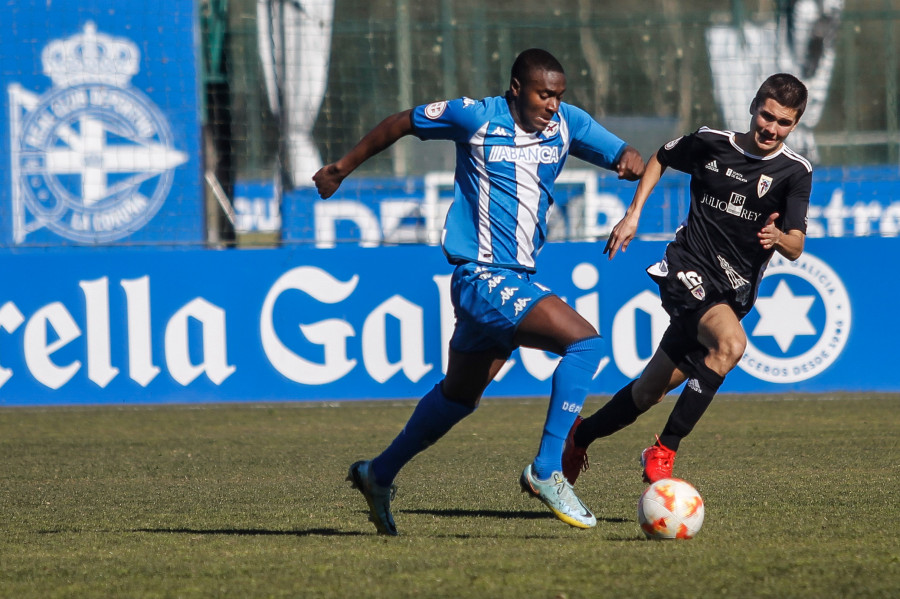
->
<box><xmin>313</xmin><ymin>48</ymin><xmax>644</xmax><ymax>535</ymax></box>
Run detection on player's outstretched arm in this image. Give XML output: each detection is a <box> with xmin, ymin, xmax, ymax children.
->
<box><xmin>313</xmin><ymin>109</ymin><xmax>415</xmax><ymax>199</ymax></box>
<box><xmin>615</xmin><ymin>145</ymin><xmax>645</xmax><ymax>181</ymax></box>
<box><xmin>758</xmin><ymin>212</ymin><xmax>805</xmax><ymax>260</ymax></box>
<box><xmin>604</xmin><ymin>151</ymin><xmax>665</xmax><ymax>259</ymax></box>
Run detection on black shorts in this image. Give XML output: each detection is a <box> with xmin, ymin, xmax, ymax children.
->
<box><xmin>647</xmin><ymin>255</ymin><xmax>735</xmax><ymax>379</ymax></box>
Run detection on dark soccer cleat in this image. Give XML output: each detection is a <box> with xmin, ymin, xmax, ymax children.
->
<box><xmin>347</xmin><ymin>460</ymin><xmax>398</xmax><ymax>536</ymax></box>
<box><xmin>640</xmin><ymin>438</ymin><xmax>676</xmax><ymax>484</ymax></box>
<box><xmin>562</xmin><ymin>415</ymin><xmax>590</xmax><ymax>485</ymax></box>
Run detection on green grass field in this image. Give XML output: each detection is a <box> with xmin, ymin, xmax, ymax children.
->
<box><xmin>1</xmin><ymin>394</ymin><xmax>897</xmax><ymax>598</ymax></box>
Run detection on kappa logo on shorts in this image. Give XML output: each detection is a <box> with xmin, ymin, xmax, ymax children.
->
<box><xmin>513</xmin><ymin>297</ymin><xmax>531</xmax><ymax>315</ymax></box>
<box><xmin>739</xmin><ymin>252</ymin><xmax>851</xmax><ymax>383</ymax></box>
<box><xmin>486</xmin><ymin>275</ymin><xmax>505</xmax><ymax>291</ymax></box>
<box><xmin>499</xmin><ymin>287</ymin><xmax>519</xmax><ymax>304</ymax></box>
<box><xmin>8</xmin><ymin>22</ymin><xmax>188</xmax><ymax>243</ymax></box>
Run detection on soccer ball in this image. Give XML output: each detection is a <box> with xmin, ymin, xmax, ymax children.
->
<box><xmin>637</xmin><ymin>478</ymin><xmax>705</xmax><ymax>540</ymax></box>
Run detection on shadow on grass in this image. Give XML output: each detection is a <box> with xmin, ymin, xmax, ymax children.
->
<box><xmin>38</xmin><ymin>527</ymin><xmax>364</xmax><ymax>537</ymax></box>
<box><xmin>400</xmin><ymin>508</ymin><xmax>630</xmax><ymax>524</ymax></box>
<box><xmin>133</xmin><ymin>528</ymin><xmax>366</xmax><ymax>537</ymax></box>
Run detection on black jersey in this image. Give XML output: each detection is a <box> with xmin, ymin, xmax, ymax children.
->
<box><xmin>655</xmin><ymin>126</ymin><xmax>812</xmax><ymax>311</ymax></box>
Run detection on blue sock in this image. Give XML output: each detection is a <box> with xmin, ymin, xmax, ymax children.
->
<box><xmin>371</xmin><ymin>383</ymin><xmax>475</xmax><ymax>487</ymax></box>
<box><xmin>532</xmin><ymin>336</ymin><xmax>605</xmax><ymax>480</ymax></box>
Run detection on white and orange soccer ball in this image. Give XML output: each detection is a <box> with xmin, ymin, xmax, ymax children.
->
<box><xmin>637</xmin><ymin>478</ymin><xmax>705</xmax><ymax>540</ymax></box>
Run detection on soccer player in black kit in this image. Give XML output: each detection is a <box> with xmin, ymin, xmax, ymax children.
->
<box><xmin>562</xmin><ymin>73</ymin><xmax>812</xmax><ymax>486</ymax></box>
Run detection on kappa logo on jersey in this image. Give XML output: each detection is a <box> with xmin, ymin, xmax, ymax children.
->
<box><xmin>462</xmin><ymin>97</ymin><xmax>477</xmax><ymax>108</ymax></box>
<box><xmin>487</xmin><ymin>145</ymin><xmax>560</xmax><ymax>164</ymax></box>
<box><xmin>705</xmin><ymin>160</ymin><xmax>719</xmax><ymax>172</ymax></box>
<box><xmin>8</xmin><ymin>22</ymin><xmax>188</xmax><ymax>244</ymax></box>
<box><xmin>665</xmin><ymin>137</ymin><xmax>683</xmax><ymax>150</ymax></box>
<box><xmin>757</xmin><ymin>174</ymin><xmax>773</xmax><ymax>197</ymax></box>
<box><xmin>726</xmin><ymin>168</ymin><xmax>748</xmax><ymax>183</ymax></box>
<box><xmin>425</xmin><ymin>101</ymin><xmax>448</xmax><ymax>119</ymax></box>
<box><xmin>490</xmin><ymin>126</ymin><xmax>512</xmax><ymax>137</ymax></box>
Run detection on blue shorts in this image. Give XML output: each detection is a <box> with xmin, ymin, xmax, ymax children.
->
<box><xmin>449</xmin><ymin>262</ymin><xmax>553</xmax><ymax>354</ymax></box>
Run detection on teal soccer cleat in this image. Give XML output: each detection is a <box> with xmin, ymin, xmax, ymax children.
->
<box><xmin>347</xmin><ymin>460</ymin><xmax>398</xmax><ymax>536</ymax></box>
<box><xmin>519</xmin><ymin>464</ymin><xmax>596</xmax><ymax>529</ymax></box>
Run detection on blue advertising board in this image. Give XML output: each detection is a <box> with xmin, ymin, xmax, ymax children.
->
<box><xmin>0</xmin><ymin>238</ymin><xmax>892</xmax><ymax>407</ymax></box>
<box><xmin>237</xmin><ymin>165</ymin><xmax>900</xmax><ymax>242</ymax></box>
<box><xmin>0</xmin><ymin>0</ymin><xmax>204</xmax><ymax>246</ymax></box>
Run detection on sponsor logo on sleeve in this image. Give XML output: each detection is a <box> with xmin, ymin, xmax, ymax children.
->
<box><xmin>424</xmin><ymin>101</ymin><xmax>448</xmax><ymax>119</ymax></box>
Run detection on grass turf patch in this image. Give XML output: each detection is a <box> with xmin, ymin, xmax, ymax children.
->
<box><xmin>0</xmin><ymin>394</ymin><xmax>897</xmax><ymax>598</ymax></box>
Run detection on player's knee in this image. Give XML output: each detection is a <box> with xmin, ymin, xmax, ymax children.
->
<box><xmin>709</xmin><ymin>334</ymin><xmax>746</xmax><ymax>373</ymax></box>
<box><xmin>439</xmin><ymin>378</ymin><xmax>483</xmax><ymax>409</ymax></box>
<box><xmin>632</xmin><ymin>377</ymin><xmax>667</xmax><ymax>411</ymax></box>
<box><xmin>563</xmin><ymin>335</ymin><xmax>606</xmax><ymax>374</ymax></box>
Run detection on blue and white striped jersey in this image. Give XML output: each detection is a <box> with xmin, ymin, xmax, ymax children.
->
<box><xmin>411</xmin><ymin>95</ymin><xmax>627</xmax><ymax>272</ymax></box>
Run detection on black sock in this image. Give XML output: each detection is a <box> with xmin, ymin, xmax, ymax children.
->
<box><xmin>574</xmin><ymin>381</ymin><xmax>643</xmax><ymax>448</ymax></box>
<box><xmin>658</xmin><ymin>363</ymin><xmax>724</xmax><ymax>451</ymax></box>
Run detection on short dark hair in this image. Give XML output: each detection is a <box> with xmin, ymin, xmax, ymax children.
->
<box><xmin>510</xmin><ymin>48</ymin><xmax>564</xmax><ymax>85</ymax></box>
<box><xmin>754</xmin><ymin>73</ymin><xmax>808</xmax><ymax>120</ymax></box>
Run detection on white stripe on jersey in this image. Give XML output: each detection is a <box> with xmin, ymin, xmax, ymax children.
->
<box><xmin>470</xmin><ymin>123</ymin><xmax>493</xmax><ymax>262</ymax></box>
<box><xmin>513</xmin><ymin>126</ymin><xmax>541</xmax><ymax>268</ymax></box>
<box><xmin>698</xmin><ymin>125</ymin><xmax>730</xmax><ymax>137</ymax></box>
<box><xmin>782</xmin><ymin>145</ymin><xmax>813</xmax><ymax>172</ymax></box>
<box><xmin>559</xmin><ymin>115</ymin><xmax>572</xmax><ymax>156</ymax></box>
<box><xmin>704</xmin><ymin>125</ymin><xmax>813</xmax><ymax>171</ymax></box>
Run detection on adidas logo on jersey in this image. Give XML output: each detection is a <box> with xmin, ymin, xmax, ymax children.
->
<box><xmin>705</xmin><ymin>160</ymin><xmax>719</xmax><ymax>172</ymax></box>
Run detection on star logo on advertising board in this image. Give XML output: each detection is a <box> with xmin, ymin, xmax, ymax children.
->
<box><xmin>739</xmin><ymin>252</ymin><xmax>851</xmax><ymax>383</ymax></box>
<box><xmin>751</xmin><ymin>280</ymin><xmax>816</xmax><ymax>352</ymax></box>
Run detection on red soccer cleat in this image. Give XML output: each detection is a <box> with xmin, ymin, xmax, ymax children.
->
<box><xmin>640</xmin><ymin>438</ymin><xmax>676</xmax><ymax>483</ymax></box>
<box><xmin>562</xmin><ymin>415</ymin><xmax>590</xmax><ymax>484</ymax></box>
